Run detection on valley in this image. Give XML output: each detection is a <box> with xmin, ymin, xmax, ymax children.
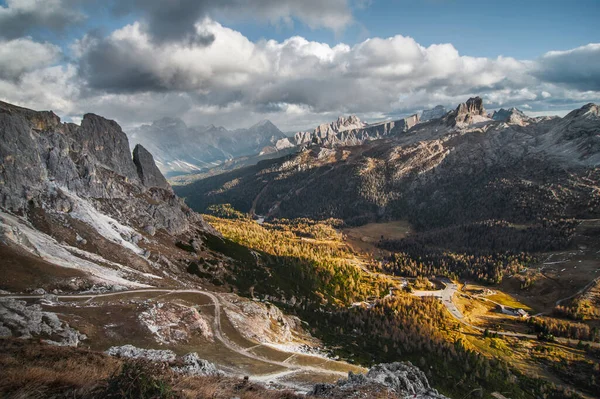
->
<box><xmin>1</xmin><ymin>98</ymin><xmax>599</xmax><ymax>399</ymax></box>
<box><xmin>1</xmin><ymin>2</ymin><xmax>599</xmax><ymax>398</ymax></box>
<box><xmin>1</xmin><ymin>289</ymin><xmax>362</xmax><ymax>392</ymax></box>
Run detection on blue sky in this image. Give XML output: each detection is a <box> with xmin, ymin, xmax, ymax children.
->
<box><xmin>13</xmin><ymin>0</ymin><xmax>599</xmax><ymax>59</ymax></box>
<box><xmin>0</xmin><ymin>0</ymin><xmax>598</xmax><ymax>130</ymax></box>
<box><xmin>230</xmin><ymin>0</ymin><xmax>600</xmax><ymax>59</ymax></box>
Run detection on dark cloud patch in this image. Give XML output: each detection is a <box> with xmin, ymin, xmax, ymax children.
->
<box><xmin>111</xmin><ymin>0</ymin><xmax>352</xmax><ymax>43</ymax></box>
<box><xmin>79</xmin><ymin>37</ymin><xmax>167</xmax><ymax>92</ymax></box>
<box><xmin>113</xmin><ymin>0</ymin><xmax>215</xmax><ymax>44</ymax></box>
<box><xmin>0</xmin><ymin>0</ymin><xmax>85</xmax><ymax>39</ymax></box>
<box><xmin>535</xmin><ymin>44</ymin><xmax>600</xmax><ymax>91</ymax></box>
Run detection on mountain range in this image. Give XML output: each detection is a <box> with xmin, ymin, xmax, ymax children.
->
<box><xmin>175</xmin><ymin>97</ymin><xmax>600</xmax><ymax>228</ymax></box>
<box><xmin>1</xmin><ymin>97</ymin><xmax>599</xmax><ymax>398</ymax></box>
<box><xmin>128</xmin><ymin>118</ymin><xmax>287</xmax><ymax>176</ymax></box>
<box><xmin>129</xmin><ymin>111</ymin><xmax>425</xmax><ymax>178</ymax></box>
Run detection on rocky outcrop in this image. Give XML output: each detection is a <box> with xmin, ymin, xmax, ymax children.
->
<box><xmin>133</xmin><ymin>144</ymin><xmax>170</xmax><ymax>189</ymax></box>
<box><xmin>106</xmin><ymin>345</ymin><xmax>223</xmax><ymax>376</ymax></box>
<box><xmin>421</xmin><ymin>105</ymin><xmax>447</xmax><ymax>122</ymax></box>
<box><xmin>138</xmin><ymin>302</ymin><xmax>213</xmax><ymax>344</ymax></box>
<box><xmin>491</xmin><ymin>107</ymin><xmax>529</xmax><ymax>125</ymax></box>
<box><xmin>447</xmin><ymin>96</ymin><xmax>489</xmax><ymax>126</ymax></box>
<box><xmin>172</xmin><ymin>353</ymin><xmax>222</xmax><ymax>376</ymax></box>
<box><xmin>292</xmin><ymin>114</ymin><xmax>419</xmax><ymax>148</ymax></box>
<box><xmin>311</xmin><ymin>115</ymin><xmax>367</xmax><ymax>139</ymax></box>
<box><xmin>0</xmin><ymin>298</ymin><xmax>86</xmax><ymax>346</ymax></box>
<box><xmin>221</xmin><ymin>293</ymin><xmax>310</xmax><ymax>346</ymax></box>
<box><xmin>312</xmin><ymin>362</ymin><xmax>447</xmax><ymax>398</ymax></box>
<box><xmin>76</xmin><ymin>113</ymin><xmax>140</xmax><ymax>182</ymax></box>
<box><xmin>106</xmin><ymin>344</ymin><xmax>177</xmax><ymax>362</ymax></box>
<box><xmin>0</xmin><ymin>100</ymin><xmax>210</xmax><ymax>235</ymax></box>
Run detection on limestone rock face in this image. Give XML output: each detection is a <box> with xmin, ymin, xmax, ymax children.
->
<box><xmin>133</xmin><ymin>144</ymin><xmax>170</xmax><ymax>189</ymax></box>
<box><xmin>172</xmin><ymin>353</ymin><xmax>223</xmax><ymax>376</ymax></box>
<box><xmin>312</xmin><ymin>362</ymin><xmax>447</xmax><ymax>398</ymax></box>
<box><xmin>76</xmin><ymin>113</ymin><xmax>140</xmax><ymax>182</ymax></box>
<box><xmin>0</xmin><ymin>100</ymin><xmax>212</xmax><ymax>236</ymax></box>
<box><xmin>449</xmin><ymin>96</ymin><xmax>489</xmax><ymax>126</ymax></box>
<box><xmin>491</xmin><ymin>108</ymin><xmax>530</xmax><ymax>125</ymax></box>
<box><xmin>106</xmin><ymin>344</ymin><xmax>177</xmax><ymax>362</ymax></box>
<box><xmin>0</xmin><ymin>298</ymin><xmax>86</xmax><ymax>347</ymax></box>
<box><xmin>293</xmin><ymin>114</ymin><xmax>419</xmax><ymax>148</ymax></box>
<box><xmin>106</xmin><ymin>345</ymin><xmax>223</xmax><ymax>376</ymax></box>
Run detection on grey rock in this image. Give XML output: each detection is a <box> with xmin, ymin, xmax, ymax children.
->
<box><xmin>0</xmin><ymin>100</ymin><xmax>213</xmax><ymax>236</ymax></box>
<box><xmin>106</xmin><ymin>345</ymin><xmax>221</xmax><ymax>376</ymax></box>
<box><xmin>312</xmin><ymin>362</ymin><xmax>447</xmax><ymax>398</ymax></box>
<box><xmin>172</xmin><ymin>352</ymin><xmax>223</xmax><ymax>376</ymax></box>
<box><xmin>133</xmin><ymin>144</ymin><xmax>170</xmax><ymax>189</ymax></box>
<box><xmin>75</xmin><ymin>113</ymin><xmax>140</xmax><ymax>182</ymax></box>
<box><xmin>106</xmin><ymin>344</ymin><xmax>177</xmax><ymax>362</ymax></box>
<box><xmin>292</xmin><ymin>114</ymin><xmax>419</xmax><ymax>148</ymax></box>
<box><xmin>144</xmin><ymin>225</ymin><xmax>157</xmax><ymax>236</ymax></box>
<box><xmin>491</xmin><ymin>108</ymin><xmax>529</xmax><ymax>125</ymax></box>
<box><xmin>448</xmin><ymin>96</ymin><xmax>487</xmax><ymax>126</ymax></box>
<box><xmin>0</xmin><ymin>298</ymin><xmax>86</xmax><ymax>346</ymax></box>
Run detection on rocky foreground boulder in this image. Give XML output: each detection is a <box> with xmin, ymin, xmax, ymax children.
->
<box><xmin>106</xmin><ymin>344</ymin><xmax>223</xmax><ymax>377</ymax></box>
<box><xmin>311</xmin><ymin>362</ymin><xmax>447</xmax><ymax>398</ymax></box>
<box><xmin>0</xmin><ymin>298</ymin><xmax>86</xmax><ymax>346</ymax></box>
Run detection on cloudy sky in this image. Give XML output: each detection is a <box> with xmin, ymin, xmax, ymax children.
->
<box><xmin>0</xmin><ymin>0</ymin><xmax>599</xmax><ymax>132</ymax></box>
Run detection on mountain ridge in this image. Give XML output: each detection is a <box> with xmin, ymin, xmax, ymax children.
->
<box><xmin>175</xmin><ymin>97</ymin><xmax>600</xmax><ymax>227</ymax></box>
<box><xmin>128</xmin><ymin>117</ymin><xmax>287</xmax><ymax>176</ymax></box>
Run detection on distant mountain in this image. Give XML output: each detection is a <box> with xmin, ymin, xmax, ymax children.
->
<box><xmin>420</xmin><ymin>105</ymin><xmax>447</xmax><ymax>122</ymax></box>
<box><xmin>176</xmin><ymin>97</ymin><xmax>600</xmax><ymax>228</ymax></box>
<box><xmin>128</xmin><ymin>118</ymin><xmax>286</xmax><ymax>176</ymax></box>
<box><xmin>491</xmin><ymin>107</ymin><xmax>530</xmax><ymax>125</ymax></box>
<box><xmin>273</xmin><ymin>114</ymin><xmax>420</xmax><ymax>151</ymax></box>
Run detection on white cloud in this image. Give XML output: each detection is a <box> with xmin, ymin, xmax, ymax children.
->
<box><xmin>0</xmin><ymin>37</ymin><xmax>62</xmax><ymax>80</ymax></box>
<box><xmin>0</xmin><ymin>64</ymin><xmax>79</xmax><ymax>114</ymax></box>
<box><xmin>535</xmin><ymin>43</ymin><xmax>600</xmax><ymax>91</ymax></box>
<box><xmin>0</xmin><ymin>18</ymin><xmax>598</xmax><ymax>132</ymax></box>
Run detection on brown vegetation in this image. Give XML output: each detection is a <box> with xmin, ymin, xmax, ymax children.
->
<box><xmin>0</xmin><ymin>339</ymin><xmax>303</xmax><ymax>399</ymax></box>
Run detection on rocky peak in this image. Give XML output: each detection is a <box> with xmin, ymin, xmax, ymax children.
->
<box><xmin>448</xmin><ymin>97</ymin><xmax>489</xmax><ymax>126</ymax></box>
<box><xmin>314</xmin><ymin>115</ymin><xmax>366</xmax><ymax>138</ymax></box>
<box><xmin>206</xmin><ymin>124</ymin><xmax>228</xmax><ymax>133</ymax></box>
<box><xmin>491</xmin><ymin>107</ymin><xmax>529</xmax><ymax>125</ymax></box>
<box><xmin>77</xmin><ymin>113</ymin><xmax>140</xmax><ymax>182</ymax></box>
<box><xmin>564</xmin><ymin>103</ymin><xmax>599</xmax><ymax>120</ymax></box>
<box><xmin>251</xmin><ymin>119</ymin><xmax>277</xmax><ymax>129</ymax></box>
<box><xmin>0</xmin><ymin>100</ymin><xmax>208</xmax><ymax>235</ymax></box>
<box><xmin>457</xmin><ymin>97</ymin><xmax>486</xmax><ymax>116</ymax></box>
<box><xmin>133</xmin><ymin>144</ymin><xmax>170</xmax><ymax>190</ymax></box>
<box><xmin>0</xmin><ymin>100</ymin><xmax>62</xmax><ymax>132</ymax></box>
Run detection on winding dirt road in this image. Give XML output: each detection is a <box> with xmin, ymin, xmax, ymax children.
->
<box><xmin>2</xmin><ymin>288</ymin><xmax>354</xmax><ymax>388</ymax></box>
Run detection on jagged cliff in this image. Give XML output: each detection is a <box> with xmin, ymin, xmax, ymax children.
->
<box><xmin>0</xmin><ymin>101</ymin><xmax>206</xmax><ymax>234</ymax></box>
<box><xmin>277</xmin><ymin>114</ymin><xmax>420</xmax><ymax>149</ymax></box>
<box><xmin>0</xmin><ymin>100</ymin><xmax>214</xmax><ymax>288</ymax></box>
